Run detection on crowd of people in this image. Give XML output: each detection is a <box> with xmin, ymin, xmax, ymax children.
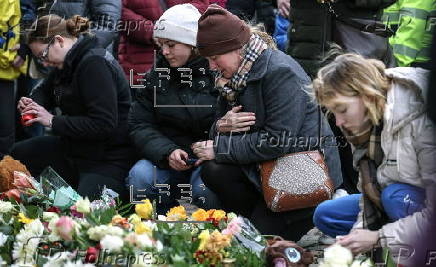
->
<box><xmin>1</xmin><ymin>0</ymin><xmax>435</xmax><ymax>266</ymax></box>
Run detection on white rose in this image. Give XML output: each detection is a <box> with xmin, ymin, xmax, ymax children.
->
<box><xmin>43</xmin><ymin>212</ymin><xmax>59</xmax><ymax>222</ymax></box>
<box><xmin>75</xmin><ymin>198</ymin><xmax>91</xmax><ymax>214</ymax></box>
<box><xmin>155</xmin><ymin>240</ymin><xmax>163</xmax><ymax>252</ymax></box>
<box><xmin>0</xmin><ymin>201</ymin><xmax>14</xmax><ymax>213</ymax></box>
<box><xmin>0</xmin><ymin>233</ymin><xmax>8</xmax><ymax>247</ymax></box>
<box><xmin>136</xmin><ymin>234</ymin><xmax>153</xmax><ymax>248</ymax></box>
<box><xmin>351</xmin><ymin>259</ymin><xmax>374</xmax><ymax>267</ymax></box>
<box><xmin>157</xmin><ymin>215</ymin><xmax>167</xmax><ymax>221</ymax></box>
<box><xmin>87</xmin><ymin>225</ymin><xmax>109</xmax><ymax>241</ymax></box>
<box><xmin>42</xmin><ymin>251</ymin><xmax>72</xmax><ymax>267</ymax></box>
<box><xmin>324</xmin><ymin>244</ymin><xmax>353</xmax><ymax>266</ymax></box>
<box><xmin>107</xmin><ymin>225</ymin><xmax>124</xmax><ymax>236</ymax></box>
<box><xmin>100</xmin><ymin>235</ymin><xmax>124</xmax><ymax>252</ymax></box>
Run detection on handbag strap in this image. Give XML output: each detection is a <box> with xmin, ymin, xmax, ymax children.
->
<box><xmin>317</xmin><ymin>106</ymin><xmax>324</xmax><ymax>155</ymax></box>
<box><xmin>324</xmin><ymin>2</ymin><xmax>394</xmax><ymax>38</ymax></box>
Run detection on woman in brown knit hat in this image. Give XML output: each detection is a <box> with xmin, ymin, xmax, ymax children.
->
<box><xmin>191</xmin><ymin>5</ymin><xmax>343</xmax><ymax>240</ymax></box>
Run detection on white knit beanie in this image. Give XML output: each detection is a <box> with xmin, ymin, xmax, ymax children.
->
<box><xmin>153</xmin><ymin>4</ymin><xmax>201</xmax><ymax>47</ymax></box>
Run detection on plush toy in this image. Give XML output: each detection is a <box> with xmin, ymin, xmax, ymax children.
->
<box><xmin>0</xmin><ymin>156</ymin><xmax>31</xmax><ymax>195</ymax></box>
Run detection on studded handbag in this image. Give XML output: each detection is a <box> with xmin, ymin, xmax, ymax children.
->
<box><xmin>259</xmin><ymin>108</ymin><xmax>335</xmax><ymax>212</ymax></box>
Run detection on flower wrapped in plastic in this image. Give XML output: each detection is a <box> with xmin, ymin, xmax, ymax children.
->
<box><xmin>39</xmin><ymin>167</ymin><xmax>80</xmax><ymax>210</ymax></box>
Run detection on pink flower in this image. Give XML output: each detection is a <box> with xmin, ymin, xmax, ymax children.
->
<box><xmin>12</xmin><ymin>171</ymin><xmax>35</xmax><ymax>190</ymax></box>
<box><xmin>222</xmin><ymin>217</ymin><xmax>243</xmax><ymax>236</ymax></box>
<box><xmin>70</xmin><ymin>205</ymin><xmax>84</xmax><ymax>218</ymax></box>
<box><xmin>55</xmin><ymin>216</ymin><xmax>75</xmax><ymax>241</ymax></box>
<box><xmin>4</xmin><ymin>189</ymin><xmax>21</xmax><ymax>201</ymax></box>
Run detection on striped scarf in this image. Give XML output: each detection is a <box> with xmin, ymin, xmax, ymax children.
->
<box><xmin>215</xmin><ymin>34</ymin><xmax>268</xmax><ymax>106</ymax></box>
<box><xmin>344</xmin><ymin>121</ymin><xmax>387</xmax><ymax>230</ymax></box>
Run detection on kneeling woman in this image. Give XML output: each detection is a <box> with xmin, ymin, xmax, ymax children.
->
<box><xmin>127</xmin><ymin>4</ymin><xmax>220</xmax><ymax>213</ymax></box>
<box><xmin>192</xmin><ymin>5</ymin><xmax>343</xmax><ymax>241</ymax></box>
<box><xmin>13</xmin><ymin>15</ymin><xmax>134</xmax><ymax>200</ymax></box>
<box><xmin>312</xmin><ymin>54</ymin><xmax>435</xmax><ymax>256</ymax></box>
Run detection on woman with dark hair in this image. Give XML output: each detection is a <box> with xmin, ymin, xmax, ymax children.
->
<box><xmin>12</xmin><ymin>14</ymin><xmax>134</xmax><ymax>201</ymax></box>
<box><xmin>127</xmin><ymin>4</ymin><xmax>220</xmax><ymax>213</ymax></box>
<box><xmin>191</xmin><ymin>5</ymin><xmax>343</xmax><ymax>240</ymax></box>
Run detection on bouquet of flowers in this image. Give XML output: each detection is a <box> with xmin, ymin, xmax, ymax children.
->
<box><xmin>0</xmin><ymin>173</ymin><xmax>267</xmax><ymax>267</ymax></box>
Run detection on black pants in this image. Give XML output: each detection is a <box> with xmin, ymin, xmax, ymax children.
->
<box><xmin>11</xmin><ymin>136</ymin><xmax>129</xmax><ymax>201</ymax></box>
<box><xmin>0</xmin><ymin>80</ymin><xmax>15</xmax><ymax>158</ymax></box>
<box><xmin>201</xmin><ymin>160</ymin><xmax>315</xmax><ymax>241</ymax></box>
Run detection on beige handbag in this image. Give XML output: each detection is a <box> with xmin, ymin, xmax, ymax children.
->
<box><xmin>260</xmin><ymin>108</ymin><xmax>335</xmax><ymax>212</ymax></box>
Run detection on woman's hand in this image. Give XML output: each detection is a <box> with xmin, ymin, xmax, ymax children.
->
<box><xmin>216</xmin><ymin>105</ymin><xmax>256</xmax><ymax>133</ymax></box>
<box><xmin>21</xmin><ymin>101</ymin><xmax>54</xmax><ymax>127</ymax></box>
<box><xmin>168</xmin><ymin>149</ymin><xmax>191</xmax><ymax>171</ymax></box>
<box><xmin>192</xmin><ymin>140</ymin><xmax>215</xmax><ymax>166</ymax></box>
<box><xmin>336</xmin><ymin>229</ymin><xmax>379</xmax><ymax>255</ymax></box>
<box><xmin>277</xmin><ymin>0</ymin><xmax>290</xmax><ymax>18</ymax></box>
<box><xmin>17</xmin><ymin>97</ymin><xmax>34</xmax><ymax>113</ymax></box>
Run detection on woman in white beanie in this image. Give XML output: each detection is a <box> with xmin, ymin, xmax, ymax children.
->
<box><xmin>127</xmin><ymin>4</ymin><xmax>220</xmax><ymax>213</ymax></box>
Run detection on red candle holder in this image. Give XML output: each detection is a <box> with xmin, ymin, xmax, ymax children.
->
<box><xmin>21</xmin><ymin>114</ymin><xmax>36</xmax><ymax>126</ymax></box>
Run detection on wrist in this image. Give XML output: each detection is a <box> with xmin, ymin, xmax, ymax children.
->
<box><xmin>48</xmin><ymin>116</ymin><xmax>54</xmax><ymax>128</ymax></box>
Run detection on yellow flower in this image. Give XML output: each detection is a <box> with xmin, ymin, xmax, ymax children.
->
<box><xmin>18</xmin><ymin>212</ymin><xmax>34</xmax><ymax>224</ymax></box>
<box><xmin>129</xmin><ymin>214</ymin><xmax>142</xmax><ymax>224</ymax></box>
<box><xmin>135</xmin><ymin>199</ymin><xmax>153</xmax><ymax>219</ymax></box>
<box><xmin>75</xmin><ymin>197</ymin><xmax>91</xmax><ymax>213</ymax></box>
<box><xmin>166</xmin><ymin>206</ymin><xmax>187</xmax><ymax>221</ymax></box>
<box><xmin>207</xmin><ymin>209</ymin><xmax>226</xmax><ymax>221</ymax></box>
<box><xmin>206</xmin><ymin>209</ymin><xmax>216</xmax><ymax>217</ymax></box>
<box><xmin>198</xmin><ymin>230</ymin><xmax>210</xmax><ymax>251</ymax></box>
<box><xmin>206</xmin><ymin>230</ymin><xmax>231</xmax><ymax>252</ymax></box>
<box><xmin>210</xmin><ymin>210</ymin><xmax>226</xmax><ymax>221</ymax></box>
<box><xmin>192</xmin><ymin>209</ymin><xmax>208</xmax><ymax>221</ymax></box>
<box><xmin>134</xmin><ymin>222</ymin><xmax>152</xmax><ymax>235</ymax></box>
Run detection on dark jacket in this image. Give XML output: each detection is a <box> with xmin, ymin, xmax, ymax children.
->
<box><xmin>30</xmin><ymin>35</ymin><xmax>134</xmax><ymax>166</ymax></box>
<box><xmin>287</xmin><ymin>0</ymin><xmax>396</xmax><ymax>78</ymax></box>
<box><xmin>129</xmin><ymin>54</ymin><xmax>218</xmax><ymax>169</ymax></box>
<box><xmin>226</xmin><ymin>0</ymin><xmax>275</xmax><ymax>35</ymax></box>
<box><xmin>36</xmin><ymin>0</ymin><xmax>121</xmax><ymax>49</ymax></box>
<box><xmin>211</xmin><ymin>49</ymin><xmax>343</xmax><ymax>191</ymax></box>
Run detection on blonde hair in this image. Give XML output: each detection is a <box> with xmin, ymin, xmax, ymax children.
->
<box><xmin>312</xmin><ymin>53</ymin><xmax>391</xmax><ymax>125</ymax></box>
<box><xmin>28</xmin><ymin>14</ymin><xmax>91</xmax><ymax>44</ymax></box>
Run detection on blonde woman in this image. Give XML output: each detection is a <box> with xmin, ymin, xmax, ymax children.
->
<box><xmin>312</xmin><ymin>53</ymin><xmax>436</xmax><ymax>258</ymax></box>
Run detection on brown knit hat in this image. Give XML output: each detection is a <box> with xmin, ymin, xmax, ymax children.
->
<box><xmin>197</xmin><ymin>4</ymin><xmax>251</xmax><ymax>57</ymax></box>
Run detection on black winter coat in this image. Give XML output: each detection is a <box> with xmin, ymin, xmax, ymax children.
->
<box><xmin>30</xmin><ymin>35</ymin><xmax>134</xmax><ymax>166</ymax></box>
<box><xmin>211</xmin><ymin>49</ymin><xmax>343</xmax><ymax>191</ymax></box>
<box><xmin>129</xmin><ymin>54</ymin><xmax>218</xmax><ymax>169</ymax></box>
<box><xmin>287</xmin><ymin>0</ymin><xmax>396</xmax><ymax>78</ymax></box>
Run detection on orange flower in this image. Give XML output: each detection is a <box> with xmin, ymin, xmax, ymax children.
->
<box><xmin>166</xmin><ymin>206</ymin><xmax>187</xmax><ymax>221</ymax></box>
<box><xmin>111</xmin><ymin>215</ymin><xmax>131</xmax><ymax>229</ymax></box>
<box><xmin>192</xmin><ymin>209</ymin><xmax>208</xmax><ymax>221</ymax></box>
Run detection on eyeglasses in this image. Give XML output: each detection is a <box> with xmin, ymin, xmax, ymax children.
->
<box><xmin>37</xmin><ymin>37</ymin><xmax>55</xmax><ymax>63</ymax></box>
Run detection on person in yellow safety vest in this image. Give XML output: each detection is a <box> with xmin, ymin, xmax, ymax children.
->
<box><xmin>0</xmin><ymin>0</ymin><xmax>27</xmax><ymax>158</ymax></box>
<box><xmin>383</xmin><ymin>0</ymin><xmax>436</xmax><ymax>68</ymax></box>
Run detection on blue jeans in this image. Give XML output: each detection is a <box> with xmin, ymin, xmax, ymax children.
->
<box><xmin>126</xmin><ymin>159</ymin><xmax>220</xmax><ymax>213</ymax></box>
<box><xmin>313</xmin><ymin>183</ymin><xmax>426</xmax><ymax>237</ymax></box>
